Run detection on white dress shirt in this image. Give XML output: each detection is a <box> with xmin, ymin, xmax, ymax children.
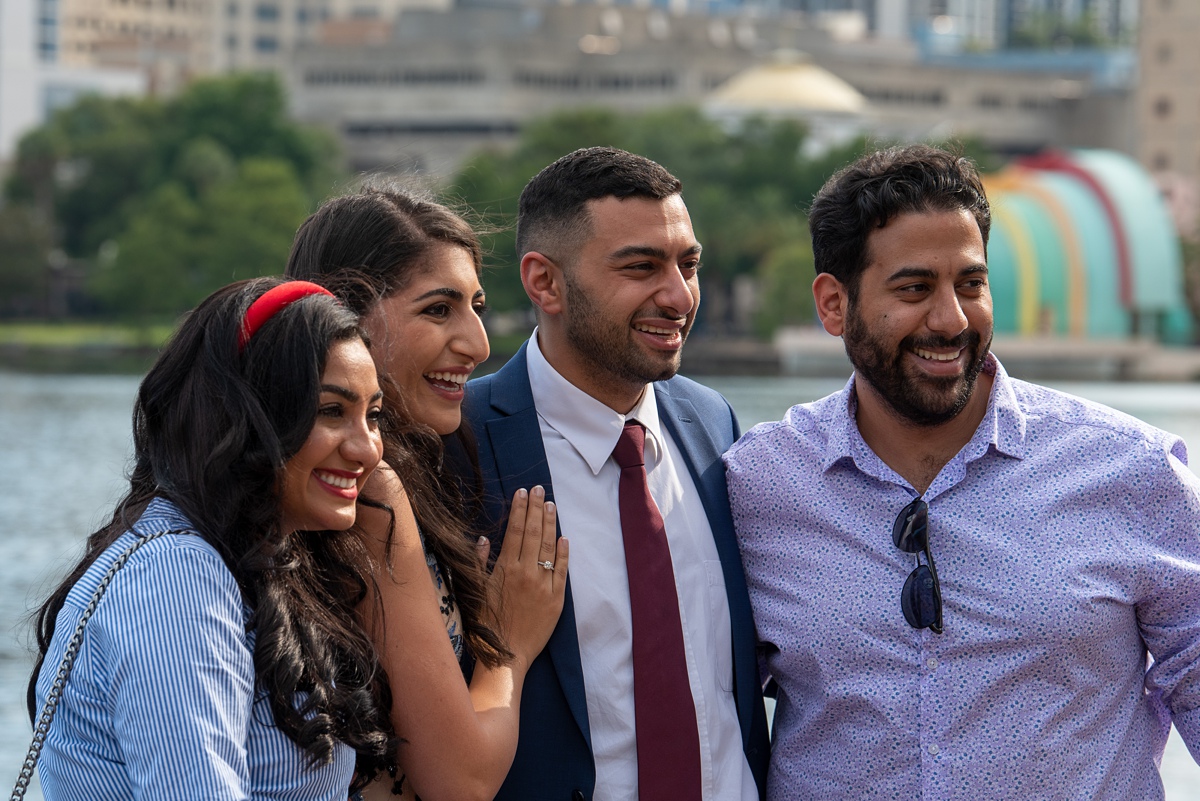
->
<box><xmin>526</xmin><ymin>333</ymin><xmax>757</xmax><ymax>801</ymax></box>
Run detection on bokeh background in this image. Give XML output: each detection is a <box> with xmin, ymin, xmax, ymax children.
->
<box><xmin>3</xmin><ymin>0</ymin><xmax>1200</xmax><ymax>797</ymax></box>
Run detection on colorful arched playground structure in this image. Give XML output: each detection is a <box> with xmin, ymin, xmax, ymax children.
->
<box><xmin>983</xmin><ymin>149</ymin><xmax>1192</xmax><ymax>343</ymax></box>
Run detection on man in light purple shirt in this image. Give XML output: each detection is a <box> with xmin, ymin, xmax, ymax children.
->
<box><xmin>724</xmin><ymin>144</ymin><xmax>1200</xmax><ymax>799</ymax></box>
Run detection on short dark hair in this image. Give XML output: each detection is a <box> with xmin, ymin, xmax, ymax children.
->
<box><xmin>286</xmin><ymin>185</ymin><xmax>483</xmax><ymax>316</ymax></box>
<box><xmin>809</xmin><ymin>144</ymin><xmax>991</xmax><ymax>295</ymax></box>
<box><xmin>516</xmin><ymin>146</ymin><xmax>682</xmax><ymax>263</ymax></box>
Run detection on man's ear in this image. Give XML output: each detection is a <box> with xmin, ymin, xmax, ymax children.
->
<box><xmin>812</xmin><ymin>272</ymin><xmax>849</xmax><ymax>337</ymax></box>
<box><xmin>521</xmin><ymin>251</ymin><xmax>564</xmax><ymax>317</ymax></box>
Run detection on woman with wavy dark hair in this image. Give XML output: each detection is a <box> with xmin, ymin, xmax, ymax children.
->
<box><xmin>26</xmin><ymin>277</ymin><xmax>565</xmax><ymax>800</ymax></box>
<box><xmin>287</xmin><ymin>187</ymin><xmax>568</xmax><ymax>801</ymax></box>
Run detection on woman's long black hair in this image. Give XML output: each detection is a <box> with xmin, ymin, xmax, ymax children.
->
<box><xmin>28</xmin><ymin>278</ymin><xmax>394</xmax><ymax>783</ymax></box>
<box><xmin>285</xmin><ymin>185</ymin><xmax>509</xmax><ymax>670</ymax></box>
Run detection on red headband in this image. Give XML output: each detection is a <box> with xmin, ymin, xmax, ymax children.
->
<box><xmin>238</xmin><ymin>281</ymin><xmax>335</xmax><ymax>350</ymax></box>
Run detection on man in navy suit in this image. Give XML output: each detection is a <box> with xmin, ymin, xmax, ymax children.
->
<box><xmin>463</xmin><ymin>147</ymin><xmax>769</xmax><ymax>801</ymax></box>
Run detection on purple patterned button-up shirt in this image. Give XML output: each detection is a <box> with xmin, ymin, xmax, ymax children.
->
<box><xmin>725</xmin><ymin>356</ymin><xmax>1200</xmax><ymax>800</ymax></box>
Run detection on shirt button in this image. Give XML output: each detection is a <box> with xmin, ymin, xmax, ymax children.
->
<box><xmin>928</xmin><ymin>744</ymin><xmax>940</xmax><ymax>756</ymax></box>
<box><xmin>926</xmin><ymin>657</ymin><xmax>939</xmax><ymax>670</ymax></box>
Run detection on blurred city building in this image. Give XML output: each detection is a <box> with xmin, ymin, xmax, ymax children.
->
<box><xmin>790</xmin><ymin>0</ymin><xmax>1136</xmax><ymax>49</ymax></box>
<box><xmin>52</xmin><ymin>0</ymin><xmax>214</xmax><ymax>91</ymax></box>
<box><xmin>286</xmin><ymin>4</ymin><xmax>838</xmax><ymax>174</ymax></box>
<box><xmin>217</xmin><ymin>0</ymin><xmax>454</xmax><ymax>73</ymax></box>
<box><xmin>1136</xmin><ymin>0</ymin><xmax>1200</xmax><ymax>239</ymax></box>
<box><xmin>0</xmin><ymin>0</ymin><xmax>146</xmax><ymax>165</ymax></box>
<box><xmin>3</xmin><ymin>0</ymin><xmax>1148</xmax><ymax>174</ymax></box>
<box><xmin>816</xmin><ymin>44</ymin><xmax>1136</xmax><ymax>154</ymax></box>
<box><xmin>757</xmin><ymin>1</ymin><xmax>1140</xmax><ymax>157</ymax></box>
<box><xmin>282</xmin><ymin>0</ymin><xmax>1140</xmax><ymax>176</ymax></box>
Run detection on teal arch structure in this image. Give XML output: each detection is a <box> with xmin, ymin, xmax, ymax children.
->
<box><xmin>983</xmin><ymin>149</ymin><xmax>1192</xmax><ymax>343</ymax></box>
<box><xmin>1068</xmin><ymin>149</ymin><xmax>1191</xmax><ymax>341</ymax></box>
<box><xmin>1013</xmin><ymin>192</ymin><xmax>1069</xmax><ymax>335</ymax></box>
<box><xmin>986</xmin><ymin>216</ymin><xmax>1019</xmax><ymax>335</ymax></box>
<box><xmin>1034</xmin><ymin>171</ymin><xmax>1128</xmax><ymax>338</ymax></box>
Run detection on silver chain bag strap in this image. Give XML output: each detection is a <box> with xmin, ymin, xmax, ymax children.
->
<box><xmin>11</xmin><ymin>528</ymin><xmax>177</xmax><ymax>801</ymax></box>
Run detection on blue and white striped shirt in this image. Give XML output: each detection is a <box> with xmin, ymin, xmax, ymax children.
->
<box><xmin>34</xmin><ymin>497</ymin><xmax>354</xmax><ymax>801</ymax></box>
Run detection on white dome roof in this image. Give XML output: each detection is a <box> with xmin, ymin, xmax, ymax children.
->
<box><xmin>708</xmin><ymin>51</ymin><xmax>867</xmax><ymax>115</ymax></box>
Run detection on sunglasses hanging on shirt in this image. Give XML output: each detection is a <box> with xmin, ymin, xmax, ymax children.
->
<box><xmin>892</xmin><ymin>498</ymin><xmax>943</xmax><ymax>634</ymax></box>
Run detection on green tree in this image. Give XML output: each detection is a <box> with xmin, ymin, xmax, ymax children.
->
<box><xmin>754</xmin><ymin>239</ymin><xmax>818</xmax><ymax>338</ymax></box>
<box><xmin>175</xmin><ymin>137</ymin><xmax>238</xmax><ymax>196</ymax></box>
<box><xmin>92</xmin><ymin>158</ymin><xmax>311</xmax><ymax>318</ymax></box>
<box><xmin>161</xmin><ymin>73</ymin><xmax>340</xmax><ymax>200</ymax></box>
<box><xmin>91</xmin><ymin>182</ymin><xmax>203</xmax><ymax>316</ymax></box>
<box><xmin>198</xmin><ymin>158</ymin><xmax>312</xmax><ymax>288</ymax></box>
<box><xmin>7</xmin><ymin>94</ymin><xmax>164</xmax><ymax>255</ymax></box>
<box><xmin>4</xmin><ymin>72</ymin><xmax>341</xmax><ymax>319</ymax></box>
<box><xmin>0</xmin><ymin>206</ymin><xmax>55</xmax><ymax>316</ymax></box>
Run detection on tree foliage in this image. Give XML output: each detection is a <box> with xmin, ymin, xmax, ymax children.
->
<box><xmin>3</xmin><ymin>80</ymin><xmax>1000</xmax><ymax>334</ymax></box>
<box><xmin>0</xmin><ymin>206</ymin><xmax>55</xmax><ymax>316</ymax></box>
<box><xmin>2</xmin><ymin>72</ymin><xmax>339</xmax><ymax>320</ymax></box>
<box><xmin>755</xmin><ymin>238</ymin><xmax>818</xmax><ymax>338</ymax></box>
<box><xmin>87</xmin><ymin>158</ymin><xmax>313</xmax><ymax>318</ymax></box>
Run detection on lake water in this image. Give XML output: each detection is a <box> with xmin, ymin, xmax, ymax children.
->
<box><xmin>2</xmin><ymin>369</ymin><xmax>1199</xmax><ymax>798</ymax></box>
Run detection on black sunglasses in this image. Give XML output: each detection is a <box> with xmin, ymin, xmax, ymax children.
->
<box><xmin>892</xmin><ymin>498</ymin><xmax>943</xmax><ymax>634</ymax></box>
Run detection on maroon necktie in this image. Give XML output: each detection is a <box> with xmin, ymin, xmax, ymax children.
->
<box><xmin>612</xmin><ymin>421</ymin><xmax>703</xmax><ymax>800</ymax></box>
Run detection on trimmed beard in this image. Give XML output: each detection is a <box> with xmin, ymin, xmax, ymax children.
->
<box><xmin>561</xmin><ymin>272</ymin><xmax>689</xmax><ymax>388</ymax></box>
<box><xmin>842</xmin><ymin>302</ymin><xmax>990</xmax><ymax>427</ymax></box>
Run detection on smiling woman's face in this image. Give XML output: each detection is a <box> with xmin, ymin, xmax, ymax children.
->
<box><xmin>279</xmin><ymin>338</ymin><xmax>384</xmax><ymax>534</ymax></box>
<box><xmin>362</xmin><ymin>244</ymin><xmax>490</xmax><ymax>436</ymax></box>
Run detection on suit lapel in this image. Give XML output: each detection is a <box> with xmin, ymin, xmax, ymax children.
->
<box><xmin>481</xmin><ymin>347</ymin><xmax>593</xmax><ymax>751</ymax></box>
<box><xmin>656</xmin><ymin>382</ymin><xmax>760</xmax><ymax>746</ymax></box>
<box><xmin>656</xmin><ymin>382</ymin><xmax>726</xmax><ymax>526</ymax></box>
<box><xmin>486</xmin><ymin>414</ymin><xmax>554</xmax><ymax>501</ymax></box>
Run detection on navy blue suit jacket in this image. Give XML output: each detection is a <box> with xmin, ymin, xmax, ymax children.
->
<box><xmin>462</xmin><ymin>343</ymin><xmax>769</xmax><ymax>801</ymax></box>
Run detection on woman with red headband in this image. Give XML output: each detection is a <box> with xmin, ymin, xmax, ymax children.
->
<box><xmin>286</xmin><ymin>187</ymin><xmax>569</xmax><ymax>800</ymax></box>
<box><xmin>24</xmin><ymin>277</ymin><xmax>565</xmax><ymax>799</ymax></box>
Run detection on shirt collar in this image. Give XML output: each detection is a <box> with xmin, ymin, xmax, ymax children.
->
<box><xmin>822</xmin><ymin>353</ymin><xmax>1028</xmax><ymax>474</ymax></box>
<box><xmin>526</xmin><ymin>330</ymin><xmax>665</xmax><ymax>476</ymax></box>
<box><xmin>134</xmin><ymin>496</ymin><xmax>197</xmax><ymax>536</ymax></box>
<box><xmin>968</xmin><ymin>354</ymin><xmax>1028</xmax><ymax>461</ymax></box>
